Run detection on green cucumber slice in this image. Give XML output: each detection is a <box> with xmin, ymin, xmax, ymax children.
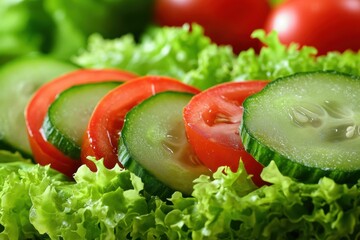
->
<box><xmin>42</xmin><ymin>82</ymin><xmax>120</xmax><ymax>159</ymax></box>
<box><xmin>119</xmin><ymin>91</ymin><xmax>211</xmax><ymax>198</ymax></box>
<box><xmin>240</xmin><ymin>71</ymin><xmax>360</xmax><ymax>184</ymax></box>
<box><xmin>0</xmin><ymin>56</ymin><xmax>77</xmax><ymax>157</ymax></box>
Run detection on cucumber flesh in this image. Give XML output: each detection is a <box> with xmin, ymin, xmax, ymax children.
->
<box><xmin>241</xmin><ymin>71</ymin><xmax>360</xmax><ymax>184</ymax></box>
<box><xmin>119</xmin><ymin>91</ymin><xmax>211</xmax><ymax>198</ymax></box>
<box><xmin>42</xmin><ymin>82</ymin><xmax>121</xmax><ymax>159</ymax></box>
<box><xmin>0</xmin><ymin>56</ymin><xmax>77</xmax><ymax>157</ymax></box>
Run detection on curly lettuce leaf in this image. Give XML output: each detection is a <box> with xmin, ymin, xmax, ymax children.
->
<box><xmin>0</xmin><ymin>150</ymin><xmax>65</xmax><ymax>239</ymax></box>
<box><xmin>74</xmin><ymin>24</ymin><xmax>236</xmax><ymax>90</ymax></box>
<box><xmin>153</xmin><ymin>162</ymin><xmax>360</xmax><ymax>240</ymax></box>
<box><xmin>29</xmin><ymin>158</ymin><xmax>152</xmax><ymax>239</ymax></box>
<box><xmin>0</xmin><ymin>154</ymin><xmax>152</xmax><ymax>239</ymax></box>
<box><xmin>75</xmin><ymin>25</ymin><xmax>360</xmax><ymax>90</ymax></box>
<box><xmin>0</xmin><ymin>153</ymin><xmax>360</xmax><ymax>239</ymax></box>
<box><xmin>233</xmin><ymin>30</ymin><xmax>360</xmax><ymax>81</ymax></box>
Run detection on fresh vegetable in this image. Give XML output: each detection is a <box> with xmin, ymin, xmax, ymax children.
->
<box><xmin>241</xmin><ymin>71</ymin><xmax>360</xmax><ymax>184</ymax></box>
<box><xmin>82</xmin><ymin>76</ymin><xmax>200</xmax><ymax>171</ymax></box>
<box><xmin>42</xmin><ymin>82</ymin><xmax>122</xmax><ymax>159</ymax></box>
<box><xmin>0</xmin><ymin>55</ymin><xmax>78</xmax><ymax>157</ymax></box>
<box><xmin>1</xmin><ymin>152</ymin><xmax>360</xmax><ymax>239</ymax></box>
<box><xmin>74</xmin><ymin>24</ymin><xmax>237</xmax><ymax>90</ymax></box>
<box><xmin>153</xmin><ymin>0</ymin><xmax>271</xmax><ymax>53</ymax></box>
<box><xmin>74</xmin><ymin>26</ymin><xmax>360</xmax><ymax>86</ymax></box>
<box><xmin>183</xmin><ymin>81</ymin><xmax>268</xmax><ymax>186</ymax></box>
<box><xmin>25</xmin><ymin>69</ymin><xmax>137</xmax><ymax>177</ymax></box>
<box><xmin>119</xmin><ymin>91</ymin><xmax>211</xmax><ymax>198</ymax></box>
<box><xmin>0</xmin><ymin>0</ymin><xmax>55</xmax><ymax>63</ymax></box>
<box><xmin>264</xmin><ymin>0</ymin><xmax>360</xmax><ymax>55</ymax></box>
<box><xmin>1</xmin><ymin>23</ymin><xmax>360</xmax><ymax>239</ymax></box>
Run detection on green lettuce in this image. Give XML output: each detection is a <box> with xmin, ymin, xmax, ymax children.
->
<box><xmin>0</xmin><ymin>153</ymin><xmax>150</xmax><ymax>239</ymax></box>
<box><xmin>74</xmin><ymin>24</ymin><xmax>237</xmax><ymax>90</ymax></box>
<box><xmin>74</xmin><ymin>25</ymin><xmax>360</xmax><ymax>89</ymax></box>
<box><xmin>0</xmin><ymin>152</ymin><xmax>360</xmax><ymax>239</ymax></box>
<box><xmin>233</xmin><ymin>30</ymin><xmax>360</xmax><ymax>81</ymax></box>
<box><xmin>0</xmin><ymin>150</ymin><xmax>65</xmax><ymax>239</ymax></box>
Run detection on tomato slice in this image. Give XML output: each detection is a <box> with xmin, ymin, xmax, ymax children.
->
<box><xmin>183</xmin><ymin>81</ymin><xmax>269</xmax><ymax>186</ymax></box>
<box><xmin>25</xmin><ymin>69</ymin><xmax>137</xmax><ymax>177</ymax></box>
<box><xmin>81</xmin><ymin>75</ymin><xmax>200</xmax><ymax>171</ymax></box>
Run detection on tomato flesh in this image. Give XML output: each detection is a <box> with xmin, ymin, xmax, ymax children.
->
<box><xmin>25</xmin><ymin>69</ymin><xmax>137</xmax><ymax>177</ymax></box>
<box><xmin>81</xmin><ymin>76</ymin><xmax>200</xmax><ymax>171</ymax></box>
<box><xmin>183</xmin><ymin>81</ymin><xmax>269</xmax><ymax>186</ymax></box>
<box><xmin>265</xmin><ymin>0</ymin><xmax>360</xmax><ymax>55</ymax></box>
<box><xmin>154</xmin><ymin>0</ymin><xmax>271</xmax><ymax>53</ymax></box>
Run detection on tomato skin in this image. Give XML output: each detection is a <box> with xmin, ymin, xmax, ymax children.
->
<box><xmin>25</xmin><ymin>69</ymin><xmax>137</xmax><ymax>177</ymax></box>
<box><xmin>154</xmin><ymin>0</ymin><xmax>271</xmax><ymax>53</ymax></box>
<box><xmin>82</xmin><ymin>76</ymin><xmax>201</xmax><ymax>171</ymax></box>
<box><xmin>265</xmin><ymin>0</ymin><xmax>360</xmax><ymax>55</ymax></box>
<box><xmin>183</xmin><ymin>81</ymin><xmax>269</xmax><ymax>186</ymax></box>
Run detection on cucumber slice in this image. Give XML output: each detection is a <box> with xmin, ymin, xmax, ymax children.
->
<box><xmin>241</xmin><ymin>71</ymin><xmax>360</xmax><ymax>184</ymax></box>
<box><xmin>42</xmin><ymin>82</ymin><xmax>121</xmax><ymax>159</ymax></box>
<box><xmin>119</xmin><ymin>91</ymin><xmax>211</xmax><ymax>198</ymax></box>
<box><xmin>0</xmin><ymin>56</ymin><xmax>77</xmax><ymax>157</ymax></box>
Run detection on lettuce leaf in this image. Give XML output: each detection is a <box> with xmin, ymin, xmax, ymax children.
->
<box><xmin>74</xmin><ymin>25</ymin><xmax>360</xmax><ymax>90</ymax></box>
<box><xmin>29</xmin><ymin>158</ymin><xmax>150</xmax><ymax>239</ymax></box>
<box><xmin>0</xmin><ymin>153</ymin><xmax>155</xmax><ymax>239</ymax></box>
<box><xmin>233</xmin><ymin>30</ymin><xmax>360</xmax><ymax>81</ymax></box>
<box><xmin>152</xmin><ymin>162</ymin><xmax>360</xmax><ymax>239</ymax></box>
<box><xmin>74</xmin><ymin>24</ymin><xmax>237</xmax><ymax>90</ymax></box>
<box><xmin>0</xmin><ymin>150</ymin><xmax>65</xmax><ymax>239</ymax></box>
<box><xmin>0</xmin><ymin>151</ymin><xmax>360</xmax><ymax>239</ymax></box>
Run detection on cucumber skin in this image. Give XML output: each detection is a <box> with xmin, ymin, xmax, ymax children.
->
<box><xmin>118</xmin><ymin>91</ymin><xmax>202</xmax><ymax>199</ymax></box>
<box><xmin>240</xmin><ymin>71</ymin><xmax>360</xmax><ymax>185</ymax></box>
<box><xmin>42</xmin><ymin>114</ymin><xmax>80</xmax><ymax>160</ymax></box>
<box><xmin>240</xmin><ymin>122</ymin><xmax>360</xmax><ymax>184</ymax></box>
<box><xmin>41</xmin><ymin>82</ymin><xmax>121</xmax><ymax>160</ymax></box>
<box><xmin>118</xmin><ymin>136</ymin><xmax>176</xmax><ymax>199</ymax></box>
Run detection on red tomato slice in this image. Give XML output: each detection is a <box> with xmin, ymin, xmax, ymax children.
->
<box><xmin>82</xmin><ymin>75</ymin><xmax>200</xmax><ymax>171</ymax></box>
<box><xmin>183</xmin><ymin>81</ymin><xmax>268</xmax><ymax>186</ymax></box>
<box><xmin>25</xmin><ymin>69</ymin><xmax>137</xmax><ymax>177</ymax></box>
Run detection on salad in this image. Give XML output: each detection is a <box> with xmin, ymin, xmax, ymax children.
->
<box><xmin>1</xmin><ymin>1</ymin><xmax>360</xmax><ymax>240</ymax></box>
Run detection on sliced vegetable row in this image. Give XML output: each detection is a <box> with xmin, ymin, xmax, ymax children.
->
<box><xmin>81</xmin><ymin>76</ymin><xmax>201</xmax><ymax>171</ymax></box>
<box><xmin>22</xmin><ymin>68</ymin><xmax>268</xmax><ymax>197</ymax></box>
<box><xmin>21</xmin><ymin>68</ymin><xmax>360</xmax><ymax>198</ymax></box>
<box><xmin>25</xmin><ymin>68</ymin><xmax>137</xmax><ymax>177</ymax></box>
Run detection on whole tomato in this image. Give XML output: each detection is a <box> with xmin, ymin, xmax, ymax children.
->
<box><xmin>154</xmin><ymin>0</ymin><xmax>271</xmax><ymax>53</ymax></box>
<box><xmin>265</xmin><ymin>0</ymin><xmax>360</xmax><ymax>55</ymax></box>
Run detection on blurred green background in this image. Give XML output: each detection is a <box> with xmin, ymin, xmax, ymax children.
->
<box><xmin>0</xmin><ymin>0</ymin><xmax>155</xmax><ymax>64</ymax></box>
